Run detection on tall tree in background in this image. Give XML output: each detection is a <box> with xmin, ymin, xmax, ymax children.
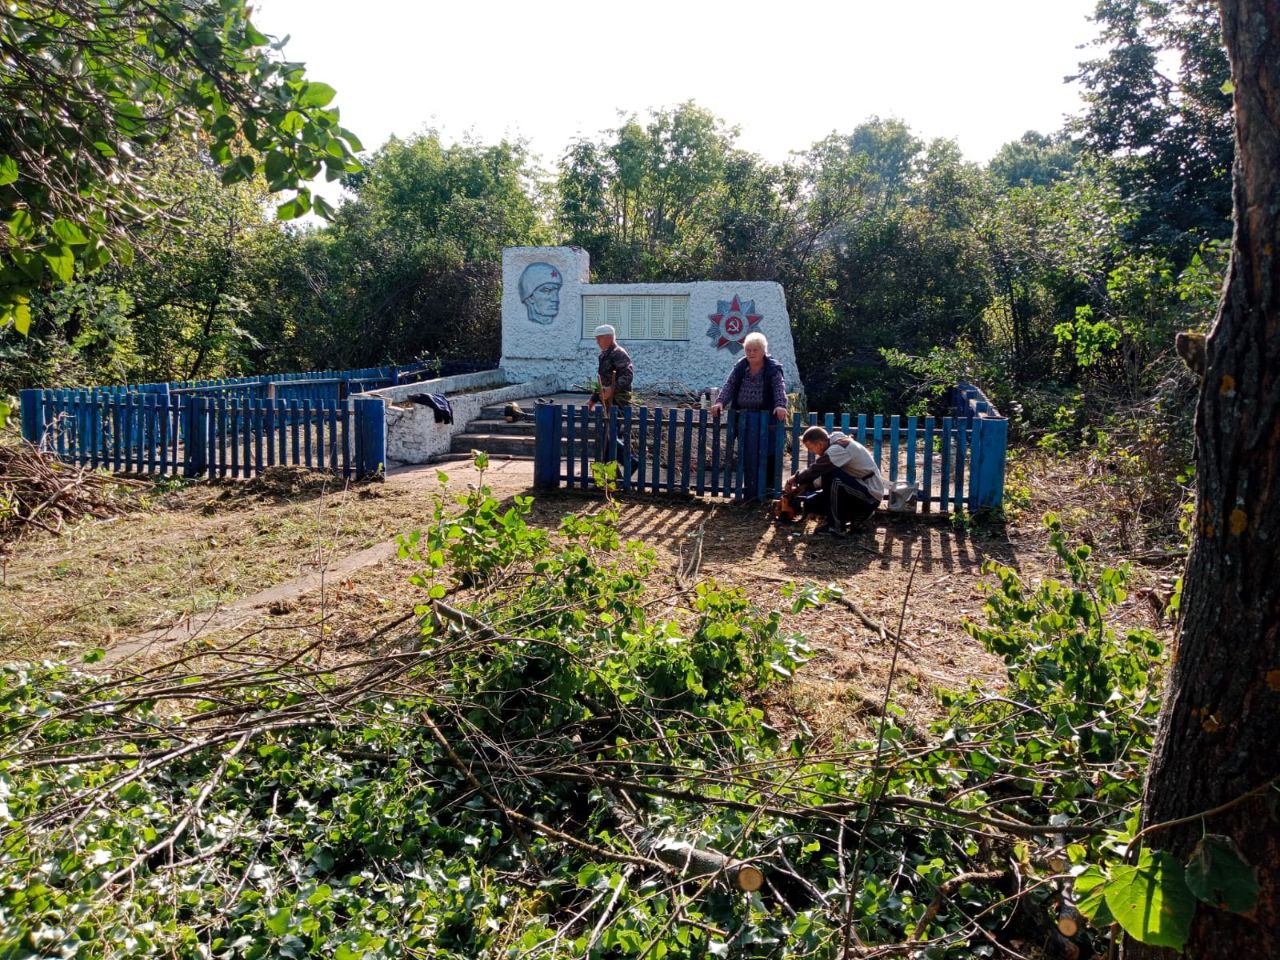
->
<box><xmin>811</xmin><ymin>123</ymin><xmax>993</xmax><ymax>407</ymax></box>
<box><xmin>1073</xmin><ymin>0</ymin><xmax>1234</xmax><ymax>255</ymax></box>
<box><xmin>1131</xmin><ymin>1</ymin><xmax>1279</xmax><ymax>955</ymax></box>
<box><xmin>125</xmin><ymin>142</ymin><xmax>281</xmax><ymax>383</ymax></box>
<box><xmin>556</xmin><ymin>103</ymin><xmax>738</xmax><ymax>280</ymax></box>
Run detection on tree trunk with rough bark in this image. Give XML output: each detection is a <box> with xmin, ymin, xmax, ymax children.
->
<box><xmin>1128</xmin><ymin>2</ymin><xmax>1280</xmax><ymax>957</ymax></box>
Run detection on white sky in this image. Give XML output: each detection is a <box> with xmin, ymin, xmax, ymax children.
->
<box><xmin>253</xmin><ymin>0</ymin><xmax>1100</xmax><ymax>190</ymax></box>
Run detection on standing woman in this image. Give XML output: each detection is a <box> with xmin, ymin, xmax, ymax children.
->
<box><xmin>709</xmin><ymin>332</ymin><xmax>788</xmax><ymax>422</ymax></box>
<box><xmin>709</xmin><ymin>332</ymin><xmax>788</xmax><ymax>499</ymax></box>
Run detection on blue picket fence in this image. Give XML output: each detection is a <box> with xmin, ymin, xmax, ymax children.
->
<box><xmin>533</xmin><ymin>382</ymin><xmax>1007</xmax><ymax>513</ymax></box>
<box><xmin>12</xmin><ymin>359</ymin><xmax>491</xmax><ymax>479</ymax></box>
<box><xmin>63</xmin><ymin>361</ymin><xmax>442</xmax><ymax>406</ymax></box>
<box><xmin>19</xmin><ymin>389</ymin><xmax>386</xmax><ymax>480</ymax></box>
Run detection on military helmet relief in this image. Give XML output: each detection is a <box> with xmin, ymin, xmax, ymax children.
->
<box><xmin>519</xmin><ymin>262</ymin><xmax>563</xmax><ymax>325</ymax></box>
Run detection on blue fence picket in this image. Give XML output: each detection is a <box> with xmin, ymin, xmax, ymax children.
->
<box><xmin>709</xmin><ymin>413</ymin><xmax>722</xmax><ymax>497</ymax></box>
<box><xmin>111</xmin><ymin>398</ymin><xmax>122</xmax><ymax>472</ymax></box>
<box><xmin>324</xmin><ymin>401</ymin><xmax>335</xmax><ymax>471</ymax></box>
<box><xmin>621</xmin><ymin>407</ymin><xmax>634</xmax><ymax>491</ymax></box>
<box><xmin>695</xmin><ymin>410</ymin><xmax>707</xmax><ymax>496</ymax></box>
<box><xmin>340</xmin><ymin>402</ymin><xmax>350</xmax><ymax>479</ymax></box>
<box><xmin>565</xmin><ymin>404</ymin><xmax>577</xmax><ymax>487</ymax></box>
<box><xmin>939</xmin><ymin>416</ymin><xmax>952</xmax><ymax>513</ymax></box>
<box><xmin>317</xmin><ymin>402</ymin><xmax>328</xmax><ymax>471</ymax></box>
<box><xmin>354</xmin><ymin>396</ymin><xmax>385</xmax><ymax>478</ymax></box>
<box><xmin>146</xmin><ymin>395</ymin><xmax>158</xmax><ymax>473</ymax></box>
<box><xmin>119</xmin><ymin>395</ymin><xmax>131</xmax><ymax>471</ymax></box>
<box><xmin>223</xmin><ymin>400</ymin><xmax>232</xmax><ymax>476</ymax></box>
<box><xmin>644</xmin><ymin>409</ymin><xmax>655</xmax><ymax>490</ymax></box>
<box><xmin>252</xmin><ymin>402</ymin><xmax>263</xmax><ymax>474</ymax></box>
<box><xmin>231</xmin><ymin>400</ymin><xmax>242</xmax><ymax>477</ymax></box>
<box><xmin>667</xmin><ymin>408</ymin><xmax>679</xmax><ymax>493</ymax></box>
<box><xmin>303</xmin><ymin>401</ymin><xmax>314</xmax><ymax>470</ymax></box>
<box><xmin>638</xmin><ymin>407</ymin><xmax>650</xmax><ymax>492</ymax></box>
<box><xmin>906</xmin><ymin>417</ymin><xmax>918</xmax><ymax>491</ymax></box>
<box><xmin>725</xmin><ymin>413</ymin><xmax>738</xmax><ymax>495</ymax></box>
<box><xmin>157</xmin><ymin>397</ymin><xmax>168</xmax><ymax>475</ymax></box>
<box><xmin>19</xmin><ymin>390</ymin><xmax>40</xmax><ymax>444</ymax></box>
<box><xmin>680</xmin><ymin>409</ymin><xmax>693</xmax><ymax>494</ymax></box>
<box><xmin>889</xmin><ymin>415</ymin><xmax>900</xmax><ymax>483</ymax></box>
<box><xmin>86</xmin><ymin>393</ymin><xmax>98</xmax><ymax>469</ymax></box>
<box><xmin>289</xmin><ymin>400</ymin><xmax>300</xmax><ymax>468</ymax></box>
<box><xmin>755</xmin><ymin>415</ymin><xmax>768</xmax><ymax>500</ymax></box>
<box><xmin>579</xmin><ymin>405</ymin><xmax>590</xmax><ymax>488</ymax></box>
<box><xmin>922</xmin><ymin>417</ymin><xmax>935</xmax><ymax>512</ymax></box>
<box><xmin>184</xmin><ymin>398</ymin><xmax>207</xmax><ymax>477</ymax></box>
<box><xmin>738</xmin><ymin>413</ymin><xmax>751</xmax><ymax>494</ymax></box>
<box><xmin>970</xmin><ymin>415</ymin><xmax>1007</xmax><ymax>510</ymax></box>
<box><xmin>51</xmin><ymin>391</ymin><xmax>64</xmax><ymax>462</ymax></box>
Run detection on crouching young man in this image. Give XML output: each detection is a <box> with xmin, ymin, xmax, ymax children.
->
<box><xmin>781</xmin><ymin>426</ymin><xmax>884</xmax><ymax>535</ymax></box>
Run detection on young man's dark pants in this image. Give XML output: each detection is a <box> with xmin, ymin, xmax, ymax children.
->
<box><xmin>799</xmin><ymin>474</ymin><xmax>878</xmax><ymax>528</ymax></box>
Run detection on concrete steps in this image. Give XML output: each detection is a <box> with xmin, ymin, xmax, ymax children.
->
<box><xmin>451</xmin><ymin>431</ymin><xmax>537</xmax><ymax>457</ymax></box>
<box><xmin>451</xmin><ymin>406</ymin><xmax>538</xmax><ymax>458</ymax></box>
<box><xmin>448</xmin><ymin>394</ymin><xmax>594</xmax><ymax>460</ymax></box>
<box><xmin>462</xmin><ymin>417</ymin><xmax>538</xmax><ymax>435</ymax></box>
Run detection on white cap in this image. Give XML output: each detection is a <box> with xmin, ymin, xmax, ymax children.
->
<box><xmin>593</xmin><ymin>324</ymin><xmax>616</xmax><ymax>337</ymax></box>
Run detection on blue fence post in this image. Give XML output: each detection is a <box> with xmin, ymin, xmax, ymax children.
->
<box><xmin>19</xmin><ymin>389</ymin><xmax>42</xmax><ymax>443</ymax></box>
<box><xmin>184</xmin><ymin>397</ymin><xmax>209</xmax><ymax>478</ymax></box>
<box><xmin>355</xmin><ymin>396</ymin><xmax>385</xmax><ymax>479</ymax></box>
<box><xmin>534</xmin><ymin>403</ymin><xmax>561</xmax><ymax>488</ymax></box>
<box><xmin>970</xmin><ymin>415</ymin><xmax>1009</xmax><ymax>511</ymax></box>
<box><xmin>739</xmin><ymin>412</ymin><xmax>757</xmax><ymax>501</ymax></box>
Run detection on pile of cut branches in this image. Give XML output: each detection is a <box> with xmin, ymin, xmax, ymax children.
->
<box><xmin>0</xmin><ymin>470</ymin><xmax>1172</xmax><ymax>958</ymax></box>
<box><xmin>0</xmin><ymin>441</ymin><xmax>141</xmax><ymax>548</ymax></box>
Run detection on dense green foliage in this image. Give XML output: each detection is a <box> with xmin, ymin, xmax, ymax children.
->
<box><xmin>0</xmin><ymin>0</ymin><xmax>360</xmax><ymax>336</ymax></box>
<box><xmin>261</xmin><ymin>134</ymin><xmax>549</xmax><ymax>371</ymax></box>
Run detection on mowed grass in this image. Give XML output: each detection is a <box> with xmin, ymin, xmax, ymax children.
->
<box><xmin>0</xmin><ymin>469</ymin><xmax>441</xmax><ymax>659</ymax></box>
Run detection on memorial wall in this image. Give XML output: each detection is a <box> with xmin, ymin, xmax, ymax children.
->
<box><xmin>500</xmin><ymin>246</ymin><xmax>804</xmax><ymax>398</ymax></box>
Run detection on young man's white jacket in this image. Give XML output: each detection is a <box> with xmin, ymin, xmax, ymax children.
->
<box><xmin>826</xmin><ymin>432</ymin><xmax>886</xmax><ymax>501</ymax></box>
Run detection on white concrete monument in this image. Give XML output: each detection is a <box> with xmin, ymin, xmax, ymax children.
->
<box><xmin>500</xmin><ymin>246</ymin><xmax>804</xmax><ymax>399</ymax></box>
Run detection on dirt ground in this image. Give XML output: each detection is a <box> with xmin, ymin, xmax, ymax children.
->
<box><xmin>0</xmin><ymin>451</ymin><xmax>1178</xmax><ymax>734</ymax></box>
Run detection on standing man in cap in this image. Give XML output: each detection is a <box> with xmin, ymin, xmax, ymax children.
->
<box><xmin>588</xmin><ymin>323</ymin><xmax>634</xmax><ymax>470</ymax></box>
<box><xmin>588</xmin><ymin>323</ymin><xmax>633</xmax><ymax>411</ymax></box>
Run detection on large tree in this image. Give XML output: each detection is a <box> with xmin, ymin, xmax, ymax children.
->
<box><xmin>0</xmin><ymin>0</ymin><xmax>361</xmax><ymax>335</ymax></box>
<box><xmin>1130</xmin><ymin>0</ymin><xmax>1280</xmax><ymax>956</ymax></box>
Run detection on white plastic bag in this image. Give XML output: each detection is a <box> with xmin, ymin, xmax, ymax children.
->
<box><xmin>888</xmin><ymin>480</ymin><xmax>917</xmax><ymax>512</ymax></box>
